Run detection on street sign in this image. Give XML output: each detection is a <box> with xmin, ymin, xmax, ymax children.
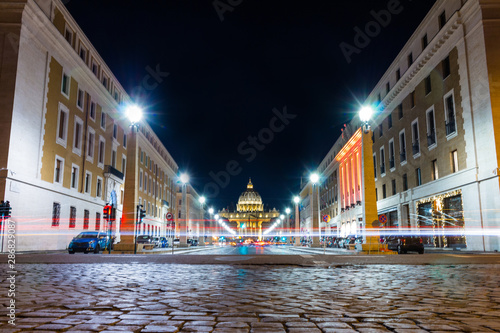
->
<box><xmin>322</xmin><ymin>215</ymin><xmax>331</xmax><ymax>223</ymax></box>
<box><xmin>166</xmin><ymin>212</ymin><xmax>173</xmax><ymax>221</ymax></box>
<box><xmin>379</xmin><ymin>214</ymin><xmax>387</xmax><ymax>224</ymax></box>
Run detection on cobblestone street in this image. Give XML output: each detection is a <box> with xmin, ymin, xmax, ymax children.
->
<box><xmin>1</xmin><ymin>263</ymin><xmax>500</xmax><ymax>332</ymax></box>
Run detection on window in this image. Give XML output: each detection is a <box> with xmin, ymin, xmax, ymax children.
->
<box><xmin>122</xmin><ymin>156</ymin><xmax>126</xmax><ymax>174</ymax></box>
<box><xmin>71</xmin><ymin>164</ymin><xmax>79</xmax><ymax>189</ymax></box>
<box><xmin>139</xmin><ymin>169</ymin><xmax>143</xmax><ymax>190</ymax></box>
<box><xmin>439</xmin><ymin>11</ymin><xmax>446</xmax><ymax>29</ymax></box>
<box><xmin>412</xmin><ymin>120</ymin><xmax>420</xmax><ymax>156</ymax></box>
<box><xmin>100</xmin><ymin>111</ymin><xmax>106</xmax><ymax>130</ymax></box>
<box><xmin>112</xmin><ymin>148</ymin><xmax>117</xmax><ymax>168</ymax></box>
<box><xmin>54</xmin><ymin>157</ymin><xmax>64</xmax><ymax>185</ymax></box>
<box><xmin>69</xmin><ymin>206</ymin><xmax>76</xmax><ymax>228</ymax></box>
<box><xmin>424</xmin><ymin>75</ymin><xmax>432</xmax><ymax>95</ymax></box>
<box><xmin>140</xmin><ymin>151</ymin><xmax>144</xmax><ymax>163</ymax></box>
<box><xmin>426</xmin><ymin>108</ymin><xmax>436</xmax><ymax>147</ymax></box>
<box><xmin>382</xmin><ymin>184</ymin><xmax>386</xmax><ymax>199</ymax></box>
<box><xmin>64</xmin><ymin>26</ymin><xmax>73</xmax><ymax>46</ymax></box>
<box><xmin>432</xmin><ymin>159</ymin><xmax>439</xmax><ymax>181</ymax></box>
<box><xmin>87</xmin><ymin>127</ymin><xmax>95</xmax><ymax>161</ymax></box>
<box><xmin>96</xmin><ymin>177</ymin><xmax>102</xmax><ymax>198</ymax></box>
<box><xmin>444</xmin><ymin>92</ymin><xmax>457</xmax><ymax>136</ymax></box>
<box><xmin>57</xmin><ymin>104</ymin><xmax>69</xmax><ymax>147</ymax></box>
<box><xmin>408</xmin><ymin>53</ymin><xmax>413</xmax><ymax>67</ymax></box>
<box><xmin>90</xmin><ymin>101</ymin><xmax>96</xmax><ymax>121</ymax></box>
<box><xmin>377</xmin><ymin>93</ymin><xmax>382</xmax><ymax>104</ymax></box>
<box><xmin>442</xmin><ymin>56</ymin><xmax>451</xmax><ymax>78</ymax></box>
<box><xmin>451</xmin><ymin>150</ymin><xmax>458</xmax><ymax>173</ymax></box>
<box><xmin>375</xmin><ymin>188</ymin><xmax>378</xmax><ymax>201</ymax></box>
<box><xmin>400</xmin><ymin>130</ymin><xmax>407</xmax><ymax>163</ymax></box>
<box><xmin>380</xmin><ymin>147</ymin><xmax>386</xmax><ymax>175</ymax></box>
<box><xmin>79</xmin><ymin>45</ymin><xmax>87</xmax><ymax>63</ymax></box>
<box><xmin>416</xmin><ymin>168</ymin><xmax>422</xmax><ymax>186</ymax></box>
<box><xmin>386</xmin><ymin>82</ymin><xmax>390</xmax><ymax>95</ymax></box>
<box><xmin>388</xmin><ymin>114</ymin><xmax>392</xmax><ymax>129</ymax></box>
<box><xmin>389</xmin><ymin>139</ymin><xmax>395</xmax><ymax>169</ymax></box>
<box><xmin>403</xmin><ymin>174</ymin><xmax>408</xmax><ymax>191</ymax></box>
<box><xmin>410</xmin><ymin>91</ymin><xmax>416</xmax><ymax>108</ymax></box>
<box><xmin>396</xmin><ymin>68</ymin><xmax>401</xmax><ymax>81</ymax></box>
<box><xmin>398</xmin><ymin>104</ymin><xmax>403</xmax><ymax>119</ymax></box>
<box><xmin>422</xmin><ymin>34</ymin><xmax>428</xmax><ymax>50</ymax></box>
<box><xmin>379</xmin><ymin>124</ymin><xmax>383</xmax><ymax>137</ymax></box>
<box><xmin>113</xmin><ymin>123</ymin><xmax>117</xmax><ymax>139</ymax></box>
<box><xmin>95</xmin><ymin>212</ymin><xmax>101</xmax><ymax>231</ymax></box>
<box><xmin>85</xmin><ymin>171</ymin><xmax>92</xmax><ymax>194</ymax></box>
<box><xmin>373</xmin><ymin>154</ymin><xmax>377</xmax><ymax>179</ymax></box>
<box><xmin>123</xmin><ymin>134</ymin><xmax>127</xmax><ymax>148</ymax></box>
<box><xmin>61</xmin><ymin>73</ymin><xmax>70</xmax><ymax>97</ymax></box>
<box><xmin>144</xmin><ymin>173</ymin><xmax>147</xmax><ymax>192</ymax></box>
<box><xmin>392</xmin><ymin>179</ymin><xmax>396</xmax><ymax>195</ymax></box>
<box><xmin>77</xmin><ymin>88</ymin><xmax>84</xmax><ymax>110</ymax></box>
<box><xmin>149</xmin><ymin>177</ymin><xmax>152</xmax><ymax>194</ymax></box>
<box><xmin>83</xmin><ymin>210</ymin><xmax>90</xmax><ymax>230</ymax></box>
<box><xmin>52</xmin><ymin>202</ymin><xmax>61</xmax><ymax>227</ymax></box>
<box><xmin>102</xmin><ymin>74</ymin><xmax>108</xmax><ymax>89</ymax></box>
<box><xmin>98</xmin><ymin>137</ymin><xmax>105</xmax><ymax>167</ymax></box>
<box><xmin>91</xmin><ymin>59</ymin><xmax>99</xmax><ymax>78</ymax></box>
<box><xmin>73</xmin><ymin>116</ymin><xmax>83</xmax><ymax>155</ymax></box>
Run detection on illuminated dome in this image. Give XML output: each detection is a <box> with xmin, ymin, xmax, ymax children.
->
<box><xmin>237</xmin><ymin>179</ymin><xmax>264</xmax><ymax>212</ymax></box>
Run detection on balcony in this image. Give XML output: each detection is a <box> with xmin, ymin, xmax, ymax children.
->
<box><xmin>412</xmin><ymin>140</ymin><xmax>420</xmax><ymax>155</ymax></box>
<box><xmin>446</xmin><ymin>119</ymin><xmax>456</xmax><ymax>135</ymax></box>
<box><xmin>400</xmin><ymin>149</ymin><xmax>406</xmax><ymax>162</ymax></box>
<box><xmin>104</xmin><ymin>165</ymin><xmax>124</xmax><ymax>181</ymax></box>
<box><xmin>389</xmin><ymin>158</ymin><xmax>395</xmax><ymax>169</ymax></box>
<box><xmin>427</xmin><ymin>130</ymin><xmax>436</xmax><ymax>147</ymax></box>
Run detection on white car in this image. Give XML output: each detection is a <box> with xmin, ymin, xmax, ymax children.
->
<box><xmin>173</xmin><ymin>238</ymin><xmax>180</xmax><ymax>246</ymax></box>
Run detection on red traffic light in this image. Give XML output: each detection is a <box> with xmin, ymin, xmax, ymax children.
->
<box><xmin>103</xmin><ymin>205</ymin><xmax>112</xmax><ymax>218</ymax></box>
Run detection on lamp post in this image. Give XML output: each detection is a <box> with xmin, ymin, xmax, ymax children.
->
<box><xmin>285</xmin><ymin>207</ymin><xmax>291</xmax><ymax>244</ymax></box>
<box><xmin>359</xmin><ymin>106</ymin><xmax>387</xmax><ymax>253</ymax></box>
<box><xmin>180</xmin><ymin>173</ymin><xmax>189</xmax><ymax>247</ymax></box>
<box><xmin>214</xmin><ymin>214</ymin><xmax>220</xmax><ymax>243</ymax></box>
<box><xmin>309</xmin><ymin>173</ymin><xmax>321</xmax><ymax>247</ymax></box>
<box><xmin>208</xmin><ymin>207</ymin><xmax>214</xmax><ymax>246</ymax></box>
<box><xmin>114</xmin><ymin>104</ymin><xmax>143</xmax><ymax>252</ymax></box>
<box><xmin>293</xmin><ymin>196</ymin><xmax>300</xmax><ymax>246</ymax></box>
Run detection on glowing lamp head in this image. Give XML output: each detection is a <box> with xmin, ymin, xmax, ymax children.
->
<box><xmin>285</xmin><ymin>208</ymin><xmax>291</xmax><ymax>214</ymax></box>
<box><xmin>208</xmin><ymin>207</ymin><xmax>214</xmax><ymax>215</ymax></box>
<box><xmin>280</xmin><ymin>214</ymin><xmax>285</xmax><ymax>220</ymax></box>
<box><xmin>293</xmin><ymin>196</ymin><xmax>300</xmax><ymax>204</ymax></box>
<box><xmin>359</xmin><ymin>106</ymin><xmax>374</xmax><ymax>123</ymax></box>
<box><xmin>310</xmin><ymin>173</ymin><xmax>319</xmax><ymax>184</ymax></box>
<box><xmin>214</xmin><ymin>214</ymin><xmax>219</xmax><ymax>220</ymax></box>
<box><xmin>126</xmin><ymin>104</ymin><xmax>143</xmax><ymax>124</ymax></box>
<box><xmin>199</xmin><ymin>196</ymin><xmax>206</xmax><ymax>204</ymax></box>
<box><xmin>180</xmin><ymin>173</ymin><xmax>189</xmax><ymax>184</ymax></box>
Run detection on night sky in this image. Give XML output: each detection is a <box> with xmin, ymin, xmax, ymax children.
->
<box><xmin>65</xmin><ymin>0</ymin><xmax>436</xmax><ymax>212</ymax></box>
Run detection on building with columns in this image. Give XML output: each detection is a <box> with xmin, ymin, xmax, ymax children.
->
<box><xmin>218</xmin><ymin>179</ymin><xmax>280</xmax><ymax>239</ymax></box>
<box><xmin>313</xmin><ymin>0</ymin><xmax>500</xmax><ymax>251</ymax></box>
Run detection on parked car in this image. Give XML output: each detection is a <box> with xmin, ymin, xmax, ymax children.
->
<box><xmin>136</xmin><ymin>235</ymin><xmax>154</xmax><ymax>245</ymax></box>
<box><xmin>173</xmin><ymin>238</ymin><xmax>180</xmax><ymax>246</ymax></box>
<box><xmin>188</xmin><ymin>239</ymin><xmax>198</xmax><ymax>247</ymax></box>
<box><xmin>151</xmin><ymin>236</ymin><xmax>161</xmax><ymax>248</ymax></box>
<box><xmin>68</xmin><ymin>231</ymin><xmax>109</xmax><ymax>254</ymax></box>
<box><xmin>384</xmin><ymin>236</ymin><xmax>424</xmax><ymax>254</ymax></box>
<box><xmin>159</xmin><ymin>237</ymin><xmax>169</xmax><ymax>248</ymax></box>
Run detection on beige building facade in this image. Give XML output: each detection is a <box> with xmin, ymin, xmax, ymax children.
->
<box><xmin>314</xmin><ymin>0</ymin><xmax>500</xmax><ymax>251</ymax></box>
<box><xmin>0</xmin><ymin>0</ymin><xmax>179</xmax><ymax>251</ymax></box>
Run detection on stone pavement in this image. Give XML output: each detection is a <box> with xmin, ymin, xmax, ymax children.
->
<box><xmin>1</xmin><ymin>264</ymin><xmax>500</xmax><ymax>332</ymax></box>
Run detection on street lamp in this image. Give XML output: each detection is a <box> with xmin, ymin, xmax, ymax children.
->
<box><xmin>285</xmin><ymin>207</ymin><xmax>291</xmax><ymax>243</ymax></box>
<box><xmin>126</xmin><ymin>104</ymin><xmax>143</xmax><ymax>127</ymax></box>
<box><xmin>309</xmin><ymin>173</ymin><xmax>321</xmax><ymax>247</ymax></box>
<box><xmin>198</xmin><ymin>196</ymin><xmax>206</xmax><ymax>245</ymax></box>
<box><xmin>179</xmin><ymin>173</ymin><xmax>189</xmax><ymax>247</ymax></box>
<box><xmin>208</xmin><ymin>207</ymin><xmax>214</xmax><ymax>244</ymax></box>
<box><xmin>293</xmin><ymin>196</ymin><xmax>300</xmax><ymax>246</ymax></box>
<box><xmin>359</xmin><ymin>106</ymin><xmax>374</xmax><ymax>134</ymax></box>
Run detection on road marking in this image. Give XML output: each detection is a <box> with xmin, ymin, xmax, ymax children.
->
<box><xmin>215</xmin><ymin>256</ymin><xmax>256</xmax><ymax>261</ymax></box>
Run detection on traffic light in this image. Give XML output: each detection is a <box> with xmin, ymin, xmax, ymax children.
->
<box><xmin>103</xmin><ymin>205</ymin><xmax>112</xmax><ymax>219</ymax></box>
<box><xmin>0</xmin><ymin>201</ymin><xmax>11</xmax><ymax>218</ymax></box>
<box><xmin>139</xmin><ymin>208</ymin><xmax>146</xmax><ymax>224</ymax></box>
